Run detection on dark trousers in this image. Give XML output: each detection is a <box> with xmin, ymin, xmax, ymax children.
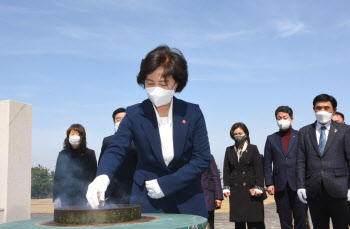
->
<box><xmin>308</xmin><ymin>185</ymin><xmax>349</xmax><ymax>229</ymax></box>
<box><xmin>275</xmin><ymin>184</ymin><xmax>308</xmax><ymax>229</ymax></box>
<box><xmin>208</xmin><ymin>210</ymin><xmax>214</xmax><ymax>229</ymax></box>
<box><xmin>235</xmin><ymin>222</ymin><xmax>265</xmax><ymax>229</ymax></box>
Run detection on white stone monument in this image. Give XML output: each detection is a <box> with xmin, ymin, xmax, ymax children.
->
<box><xmin>0</xmin><ymin>100</ymin><xmax>32</xmax><ymax>223</ymax></box>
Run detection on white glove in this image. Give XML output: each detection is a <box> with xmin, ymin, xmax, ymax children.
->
<box><xmin>347</xmin><ymin>189</ymin><xmax>350</xmax><ymax>202</ymax></box>
<box><xmin>145</xmin><ymin>179</ymin><xmax>165</xmax><ymax>199</ymax></box>
<box><xmin>297</xmin><ymin>189</ymin><xmax>307</xmax><ymax>204</ymax></box>
<box><xmin>53</xmin><ymin>197</ymin><xmax>61</xmax><ymax>208</ymax></box>
<box><xmin>86</xmin><ymin>175</ymin><xmax>110</xmax><ymax>209</ymax></box>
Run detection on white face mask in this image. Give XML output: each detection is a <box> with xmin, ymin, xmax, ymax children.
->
<box><xmin>69</xmin><ymin>136</ymin><xmax>80</xmax><ymax>147</ymax></box>
<box><xmin>315</xmin><ymin>111</ymin><xmax>333</xmax><ymax>124</ymax></box>
<box><xmin>146</xmin><ymin>86</ymin><xmax>175</xmax><ymax>107</ymax></box>
<box><xmin>277</xmin><ymin>119</ymin><xmax>291</xmax><ymax>130</ymax></box>
<box><xmin>114</xmin><ymin>122</ymin><xmax>120</xmax><ymax>132</ymax></box>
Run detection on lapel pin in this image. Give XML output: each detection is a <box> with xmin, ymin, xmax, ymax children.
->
<box><xmin>293</xmin><ymin>136</ymin><xmax>295</xmax><ymax>138</ymax></box>
<box><xmin>245</xmin><ymin>150</ymin><xmax>248</xmax><ymax>152</ymax></box>
<box><xmin>334</xmin><ymin>129</ymin><xmax>338</xmax><ymax>133</ymax></box>
<box><xmin>182</xmin><ymin>120</ymin><xmax>186</xmax><ymax>124</ymax></box>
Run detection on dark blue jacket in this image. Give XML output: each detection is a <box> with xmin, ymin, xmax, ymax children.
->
<box><xmin>97</xmin><ymin>97</ymin><xmax>211</xmax><ymax>218</ymax></box>
<box><xmin>98</xmin><ymin>136</ymin><xmax>137</xmax><ymax>204</ymax></box>
<box><xmin>296</xmin><ymin>121</ymin><xmax>350</xmax><ymax>199</ymax></box>
<box><xmin>264</xmin><ymin>128</ymin><xmax>298</xmax><ymax>192</ymax></box>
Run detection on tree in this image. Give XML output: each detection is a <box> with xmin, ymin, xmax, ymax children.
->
<box><xmin>217</xmin><ymin>164</ymin><xmax>223</xmax><ymax>181</ymax></box>
<box><xmin>31</xmin><ymin>164</ymin><xmax>54</xmax><ymax>199</ymax></box>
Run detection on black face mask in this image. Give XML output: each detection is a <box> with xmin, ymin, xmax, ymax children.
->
<box><xmin>234</xmin><ymin>136</ymin><xmax>246</xmax><ymax>145</ymax></box>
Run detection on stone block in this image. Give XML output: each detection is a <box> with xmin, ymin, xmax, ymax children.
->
<box><xmin>0</xmin><ymin>100</ymin><xmax>32</xmax><ymax>223</ymax></box>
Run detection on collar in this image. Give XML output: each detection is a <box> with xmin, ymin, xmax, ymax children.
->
<box><xmin>153</xmin><ymin>99</ymin><xmax>173</xmax><ymax>126</ymax></box>
<box><xmin>316</xmin><ymin>120</ymin><xmax>331</xmax><ymax>131</ymax></box>
<box><xmin>279</xmin><ymin>126</ymin><xmax>292</xmax><ymax>136</ymax></box>
<box><xmin>234</xmin><ymin>141</ymin><xmax>248</xmax><ymax>153</ymax></box>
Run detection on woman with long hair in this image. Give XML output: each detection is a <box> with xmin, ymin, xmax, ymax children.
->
<box><xmin>223</xmin><ymin>122</ymin><xmax>265</xmax><ymax>229</ymax></box>
<box><xmin>53</xmin><ymin>124</ymin><xmax>97</xmax><ymax>207</ymax></box>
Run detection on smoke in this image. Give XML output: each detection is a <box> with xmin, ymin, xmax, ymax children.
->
<box><xmin>53</xmin><ymin>150</ymin><xmax>97</xmax><ymax>208</ymax></box>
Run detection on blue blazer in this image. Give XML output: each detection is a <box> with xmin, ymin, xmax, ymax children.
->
<box><xmin>97</xmin><ymin>97</ymin><xmax>211</xmax><ymax>218</ymax></box>
<box><xmin>264</xmin><ymin>128</ymin><xmax>298</xmax><ymax>192</ymax></box>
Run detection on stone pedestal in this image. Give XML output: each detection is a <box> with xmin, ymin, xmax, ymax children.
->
<box><xmin>0</xmin><ymin>214</ymin><xmax>209</xmax><ymax>228</ymax></box>
<box><xmin>0</xmin><ymin>100</ymin><xmax>32</xmax><ymax>223</ymax></box>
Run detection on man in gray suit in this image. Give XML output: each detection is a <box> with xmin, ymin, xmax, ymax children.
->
<box><xmin>296</xmin><ymin>94</ymin><xmax>350</xmax><ymax>229</ymax></box>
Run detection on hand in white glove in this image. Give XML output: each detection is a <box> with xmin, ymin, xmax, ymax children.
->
<box><xmin>347</xmin><ymin>189</ymin><xmax>350</xmax><ymax>202</ymax></box>
<box><xmin>86</xmin><ymin>175</ymin><xmax>110</xmax><ymax>209</ymax></box>
<box><xmin>297</xmin><ymin>189</ymin><xmax>307</xmax><ymax>204</ymax></box>
<box><xmin>145</xmin><ymin>179</ymin><xmax>165</xmax><ymax>199</ymax></box>
<box><xmin>53</xmin><ymin>197</ymin><xmax>61</xmax><ymax>208</ymax></box>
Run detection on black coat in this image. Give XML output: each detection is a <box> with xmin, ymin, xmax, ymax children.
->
<box><xmin>223</xmin><ymin>144</ymin><xmax>265</xmax><ymax>222</ymax></box>
<box><xmin>53</xmin><ymin>148</ymin><xmax>97</xmax><ymax>206</ymax></box>
<box><xmin>296</xmin><ymin>121</ymin><xmax>350</xmax><ymax>199</ymax></box>
<box><xmin>98</xmin><ymin>135</ymin><xmax>138</xmax><ymax>204</ymax></box>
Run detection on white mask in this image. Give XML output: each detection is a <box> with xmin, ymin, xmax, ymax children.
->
<box><xmin>277</xmin><ymin>119</ymin><xmax>291</xmax><ymax>130</ymax></box>
<box><xmin>146</xmin><ymin>86</ymin><xmax>175</xmax><ymax>107</ymax></box>
<box><xmin>114</xmin><ymin>122</ymin><xmax>120</xmax><ymax>132</ymax></box>
<box><xmin>69</xmin><ymin>136</ymin><xmax>80</xmax><ymax>146</ymax></box>
<box><xmin>315</xmin><ymin>111</ymin><xmax>333</xmax><ymax>124</ymax></box>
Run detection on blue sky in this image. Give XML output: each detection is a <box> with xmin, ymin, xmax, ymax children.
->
<box><xmin>1</xmin><ymin>0</ymin><xmax>350</xmax><ymax>173</ymax></box>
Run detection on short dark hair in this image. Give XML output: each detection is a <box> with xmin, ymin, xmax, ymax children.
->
<box><xmin>112</xmin><ymin>108</ymin><xmax>126</xmax><ymax>121</ymax></box>
<box><xmin>137</xmin><ymin>45</ymin><xmax>188</xmax><ymax>92</ymax></box>
<box><xmin>313</xmin><ymin>94</ymin><xmax>337</xmax><ymax>109</ymax></box>
<box><xmin>63</xmin><ymin>124</ymin><xmax>87</xmax><ymax>153</ymax></box>
<box><xmin>335</xmin><ymin>112</ymin><xmax>345</xmax><ymax>121</ymax></box>
<box><xmin>230</xmin><ymin>122</ymin><xmax>250</xmax><ymax>144</ymax></box>
<box><xmin>275</xmin><ymin>106</ymin><xmax>293</xmax><ymax>118</ymax></box>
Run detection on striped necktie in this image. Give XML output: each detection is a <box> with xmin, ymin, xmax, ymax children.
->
<box><xmin>319</xmin><ymin>126</ymin><xmax>327</xmax><ymax>156</ymax></box>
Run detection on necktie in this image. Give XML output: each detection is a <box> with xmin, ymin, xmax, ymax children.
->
<box><xmin>319</xmin><ymin>126</ymin><xmax>327</xmax><ymax>156</ymax></box>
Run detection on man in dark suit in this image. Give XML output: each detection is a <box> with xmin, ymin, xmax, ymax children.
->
<box><xmin>264</xmin><ymin>106</ymin><xmax>308</xmax><ymax>229</ymax></box>
<box><xmin>98</xmin><ymin>108</ymin><xmax>137</xmax><ymax>204</ymax></box>
<box><xmin>296</xmin><ymin>94</ymin><xmax>350</xmax><ymax>229</ymax></box>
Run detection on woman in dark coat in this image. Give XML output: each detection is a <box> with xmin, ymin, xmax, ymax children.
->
<box><xmin>53</xmin><ymin>124</ymin><xmax>97</xmax><ymax>207</ymax></box>
<box><xmin>223</xmin><ymin>122</ymin><xmax>265</xmax><ymax>229</ymax></box>
<box><xmin>201</xmin><ymin>154</ymin><xmax>224</xmax><ymax>229</ymax></box>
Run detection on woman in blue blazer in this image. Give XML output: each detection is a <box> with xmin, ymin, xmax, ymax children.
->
<box><xmin>86</xmin><ymin>45</ymin><xmax>211</xmax><ymax>218</ymax></box>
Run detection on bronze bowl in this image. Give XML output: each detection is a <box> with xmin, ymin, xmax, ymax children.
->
<box><xmin>54</xmin><ymin>204</ymin><xmax>141</xmax><ymax>225</ymax></box>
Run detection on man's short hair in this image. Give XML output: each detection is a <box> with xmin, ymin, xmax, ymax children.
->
<box><xmin>313</xmin><ymin>94</ymin><xmax>337</xmax><ymax>109</ymax></box>
<box><xmin>335</xmin><ymin>112</ymin><xmax>345</xmax><ymax>121</ymax></box>
<box><xmin>275</xmin><ymin>106</ymin><xmax>293</xmax><ymax>118</ymax></box>
<box><xmin>112</xmin><ymin>108</ymin><xmax>126</xmax><ymax>121</ymax></box>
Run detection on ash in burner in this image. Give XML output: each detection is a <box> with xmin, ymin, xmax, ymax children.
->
<box><xmin>54</xmin><ymin>204</ymin><xmax>141</xmax><ymax>225</ymax></box>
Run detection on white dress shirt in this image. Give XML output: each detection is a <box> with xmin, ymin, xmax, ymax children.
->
<box><xmin>145</xmin><ymin>100</ymin><xmax>174</xmax><ymax>199</ymax></box>
<box><xmin>153</xmin><ymin>99</ymin><xmax>174</xmax><ymax>166</ymax></box>
<box><xmin>316</xmin><ymin>121</ymin><xmax>331</xmax><ymax>144</ymax></box>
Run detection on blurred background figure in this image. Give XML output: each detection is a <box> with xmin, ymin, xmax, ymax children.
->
<box><xmin>332</xmin><ymin>111</ymin><xmax>345</xmax><ymax>124</ymax></box>
<box><xmin>98</xmin><ymin>108</ymin><xmax>137</xmax><ymax>204</ymax></box>
<box><xmin>223</xmin><ymin>122</ymin><xmax>265</xmax><ymax>229</ymax></box>
<box><xmin>201</xmin><ymin>154</ymin><xmax>223</xmax><ymax>229</ymax></box>
<box><xmin>53</xmin><ymin>124</ymin><xmax>97</xmax><ymax>208</ymax></box>
<box><xmin>264</xmin><ymin>106</ymin><xmax>308</xmax><ymax>229</ymax></box>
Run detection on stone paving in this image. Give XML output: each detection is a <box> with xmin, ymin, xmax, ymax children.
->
<box><xmin>214</xmin><ymin>203</ymin><xmax>281</xmax><ymax>229</ymax></box>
